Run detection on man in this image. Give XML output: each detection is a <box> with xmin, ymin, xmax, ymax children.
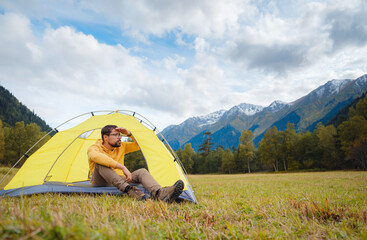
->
<box><xmin>87</xmin><ymin>125</ymin><xmax>184</xmax><ymax>202</ymax></box>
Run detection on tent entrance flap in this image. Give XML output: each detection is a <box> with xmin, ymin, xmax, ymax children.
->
<box><xmin>0</xmin><ymin>110</ymin><xmax>197</xmax><ymax>203</ymax></box>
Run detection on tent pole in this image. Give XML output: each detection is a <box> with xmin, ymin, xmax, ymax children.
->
<box><xmin>53</xmin><ymin>110</ymin><xmax>115</xmax><ymax>130</ymax></box>
<box><xmin>122</xmin><ymin>110</ymin><xmax>195</xmax><ymax>192</ymax></box>
<box><xmin>42</xmin><ymin>128</ymin><xmax>99</xmax><ymax>183</ymax></box>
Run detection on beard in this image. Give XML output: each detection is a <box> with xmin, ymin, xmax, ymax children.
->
<box><xmin>110</xmin><ymin>140</ymin><xmax>121</xmax><ymax>148</ymax></box>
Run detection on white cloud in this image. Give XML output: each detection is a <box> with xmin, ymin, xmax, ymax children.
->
<box><xmin>81</xmin><ymin>0</ymin><xmax>247</xmax><ymax>39</ymax></box>
<box><xmin>0</xmin><ymin>0</ymin><xmax>366</xmax><ymax>131</ymax></box>
<box><xmin>154</xmin><ymin>55</ymin><xmax>186</xmax><ymax>71</ymax></box>
<box><xmin>0</xmin><ymin>13</ymin><xmax>34</xmax><ymax>73</ymax></box>
<box><xmin>0</xmin><ymin>12</ymin><xmax>187</xmax><ymax>128</ymax></box>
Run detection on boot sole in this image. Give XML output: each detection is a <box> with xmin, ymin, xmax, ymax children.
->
<box><xmin>165</xmin><ymin>180</ymin><xmax>184</xmax><ymax>203</ymax></box>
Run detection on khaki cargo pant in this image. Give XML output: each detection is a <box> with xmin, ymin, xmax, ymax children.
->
<box><xmin>92</xmin><ymin>164</ymin><xmax>161</xmax><ymax>195</ymax></box>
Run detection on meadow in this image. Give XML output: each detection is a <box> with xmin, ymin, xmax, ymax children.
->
<box><xmin>1</xmin><ymin>168</ymin><xmax>366</xmax><ymax>239</ymax></box>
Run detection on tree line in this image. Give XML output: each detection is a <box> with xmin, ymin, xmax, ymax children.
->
<box><xmin>1</xmin><ymin>93</ymin><xmax>366</xmax><ymax>173</ymax></box>
<box><xmin>0</xmin><ymin>121</ymin><xmax>51</xmax><ymax>166</ymax></box>
<box><xmin>175</xmin><ymin>94</ymin><xmax>367</xmax><ymax>174</ymax></box>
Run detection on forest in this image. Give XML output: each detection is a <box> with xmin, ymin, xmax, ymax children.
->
<box><xmin>173</xmin><ymin>93</ymin><xmax>367</xmax><ymax>174</ymax></box>
<box><xmin>120</xmin><ymin>92</ymin><xmax>367</xmax><ymax>174</ymax></box>
<box><xmin>0</xmin><ymin>93</ymin><xmax>366</xmax><ymax>173</ymax></box>
<box><xmin>0</xmin><ymin>121</ymin><xmax>50</xmax><ymax>166</ymax></box>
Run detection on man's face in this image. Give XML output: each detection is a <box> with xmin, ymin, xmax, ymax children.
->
<box><xmin>106</xmin><ymin>128</ymin><xmax>122</xmax><ymax>148</ymax></box>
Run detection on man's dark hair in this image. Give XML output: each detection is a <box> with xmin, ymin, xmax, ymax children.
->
<box><xmin>101</xmin><ymin>125</ymin><xmax>117</xmax><ymax>142</ymax></box>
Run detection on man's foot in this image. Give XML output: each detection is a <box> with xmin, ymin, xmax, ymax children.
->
<box><xmin>155</xmin><ymin>180</ymin><xmax>184</xmax><ymax>203</ymax></box>
<box><xmin>126</xmin><ymin>186</ymin><xmax>147</xmax><ymax>200</ymax></box>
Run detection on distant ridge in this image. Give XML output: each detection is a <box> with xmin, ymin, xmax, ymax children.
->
<box><xmin>162</xmin><ymin>74</ymin><xmax>367</xmax><ymax>150</ymax></box>
<box><xmin>0</xmin><ymin>85</ymin><xmax>52</xmax><ymax>132</ymax></box>
<box><xmin>327</xmin><ymin>91</ymin><xmax>367</xmax><ymax>127</ymax></box>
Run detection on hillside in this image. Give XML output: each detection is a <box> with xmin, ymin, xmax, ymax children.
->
<box><xmin>0</xmin><ymin>85</ymin><xmax>51</xmax><ymax>132</ymax></box>
<box><xmin>162</xmin><ymin>74</ymin><xmax>367</xmax><ymax>150</ymax></box>
<box><xmin>326</xmin><ymin>91</ymin><xmax>367</xmax><ymax>127</ymax></box>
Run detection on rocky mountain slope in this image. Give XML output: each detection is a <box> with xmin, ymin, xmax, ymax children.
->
<box><xmin>162</xmin><ymin>74</ymin><xmax>367</xmax><ymax>150</ymax></box>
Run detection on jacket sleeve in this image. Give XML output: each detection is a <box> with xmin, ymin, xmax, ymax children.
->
<box><xmin>124</xmin><ymin>135</ymin><xmax>140</xmax><ymax>154</ymax></box>
<box><xmin>87</xmin><ymin>145</ymin><xmax>118</xmax><ymax>168</ymax></box>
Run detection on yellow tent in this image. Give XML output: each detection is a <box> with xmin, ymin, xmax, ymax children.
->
<box><xmin>0</xmin><ymin>111</ymin><xmax>196</xmax><ymax>203</ymax></box>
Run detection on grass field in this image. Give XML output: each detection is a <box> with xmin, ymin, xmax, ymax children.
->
<box><xmin>1</xmin><ymin>168</ymin><xmax>367</xmax><ymax>239</ymax></box>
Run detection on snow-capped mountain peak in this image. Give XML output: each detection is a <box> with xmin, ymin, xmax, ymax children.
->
<box><xmin>196</xmin><ymin>109</ymin><xmax>226</xmax><ymax>127</ymax></box>
<box><xmin>314</xmin><ymin>79</ymin><xmax>351</xmax><ymax>98</ymax></box>
<box><xmin>265</xmin><ymin>100</ymin><xmax>289</xmax><ymax>112</ymax></box>
<box><xmin>175</xmin><ymin>103</ymin><xmax>264</xmax><ymax>130</ymax></box>
<box><xmin>161</xmin><ymin>74</ymin><xmax>367</xmax><ymax>151</ymax></box>
<box><xmin>356</xmin><ymin>74</ymin><xmax>367</xmax><ymax>86</ymax></box>
<box><xmin>176</xmin><ymin>109</ymin><xmax>226</xmax><ymax>129</ymax></box>
<box><xmin>236</xmin><ymin>103</ymin><xmax>264</xmax><ymax>115</ymax></box>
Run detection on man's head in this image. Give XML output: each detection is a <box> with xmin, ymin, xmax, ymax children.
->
<box><xmin>101</xmin><ymin>125</ymin><xmax>122</xmax><ymax>148</ymax></box>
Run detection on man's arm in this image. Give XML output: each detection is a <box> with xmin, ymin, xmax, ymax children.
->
<box><xmin>88</xmin><ymin>145</ymin><xmax>133</xmax><ymax>182</ymax></box>
<box><xmin>115</xmin><ymin>127</ymin><xmax>131</xmax><ymax>136</ymax></box>
<box><xmin>115</xmin><ymin>163</ymin><xmax>132</xmax><ymax>182</ymax></box>
<box><xmin>115</xmin><ymin>127</ymin><xmax>140</xmax><ymax>153</ymax></box>
<box><xmin>112</xmin><ymin>127</ymin><xmax>136</xmax><ymax>182</ymax></box>
<box><xmin>124</xmin><ymin>135</ymin><xmax>140</xmax><ymax>154</ymax></box>
<box><xmin>87</xmin><ymin>146</ymin><xmax>119</xmax><ymax>168</ymax></box>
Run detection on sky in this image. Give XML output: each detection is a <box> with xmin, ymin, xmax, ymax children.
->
<box><xmin>0</xmin><ymin>0</ymin><xmax>367</xmax><ymax>131</ymax></box>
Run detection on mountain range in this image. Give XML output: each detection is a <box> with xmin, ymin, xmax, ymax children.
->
<box><xmin>162</xmin><ymin>74</ymin><xmax>367</xmax><ymax>151</ymax></box>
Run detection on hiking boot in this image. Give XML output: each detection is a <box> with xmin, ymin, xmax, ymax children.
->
<box><xmin>155</xmin><ymin>180</ymin><xmax>184</xmax><ymax>203</ymax></box>
<box><xmin>126</xmin><ymin>186</ymin><xmax>147</xmax><ymax>200</ymax></box>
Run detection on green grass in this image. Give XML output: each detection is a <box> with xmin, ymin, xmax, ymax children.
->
<box><xmin>1</xmin><ymin>169</ymin><xmax>367</xmax><ymax>239</ymax></box>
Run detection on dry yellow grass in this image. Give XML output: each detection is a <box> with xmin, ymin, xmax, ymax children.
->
<box><xmin>1</xmin><ymin>169</ymin><xmax>367</xmax><ymax>239</ymax></box>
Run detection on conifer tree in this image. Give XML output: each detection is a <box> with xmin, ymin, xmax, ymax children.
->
<box><xmin>198</xmin><ymin>132</ymin><xmax>213</xmax><ymax>157</ymax></box>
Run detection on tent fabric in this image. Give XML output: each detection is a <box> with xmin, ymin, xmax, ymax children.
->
<box><xmin>1</xmin><ymin>111</ymin><xmax>196</xmax><ymax>203</ymax></box>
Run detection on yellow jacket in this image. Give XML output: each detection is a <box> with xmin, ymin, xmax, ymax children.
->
<box><xmin>87</xmin><ymin>137</ymin><xmax>140</xmax><ymax>178</ymax></box>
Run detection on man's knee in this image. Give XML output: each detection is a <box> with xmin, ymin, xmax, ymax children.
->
<box><xmin>92</xmin><ymin>164</ymin><xmax>113</xmax><ymax>186</ymax></box>
<box><xmin>132</xmin><ymin>168</ymin><xmax>151</xmax><ymax>180</ymax></box>
<box><xmin>95</xmin><ymin>163</ymin><xmax>109</xmax><ymax>171</ymax></box>
<box><xmin>135</xmin><ymin>168</ymin><xmax>149</xmax><ymax>175</ymax></box>
<box><xmin>94</xmin><ymin>164</ymin><xmax>121</xmax><ymax>181</ymax></box>
<box><xmin>94</xmin><ymin>164</ymin><xmax>115</xmax><ymax>176</ymax></box>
